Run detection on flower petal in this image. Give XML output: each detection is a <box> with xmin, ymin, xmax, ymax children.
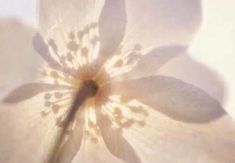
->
<box><xmin>0</xmin><ymin>19</ymin><xmax>43</xmax><ymax>99</ymax></box>
<box><xmin>39</xmin><ymin>0</ymin><xmax>105</xmax><ymax>59</ymax></box>
<box><xmin>119</xmin><ymin>45</ymin><xmax>187</xmax><ymax>80</ymax></box>
<box><xmin>96</xmin><ymin>109</ymin><xmax>141</xmax><ymax>163</ymax></box>
<box><xmin>49</xmin><ymin>114</ymin><xmax>84</xmax><ymax>163</ymax></box>
<box><xmin>121</xmin><ymin>0</ymin><xmax>202</xmax><ymax>51</ymax></box>
<box><xmin>157</xmin><ymin>53</ymin><xmax>225</xmax><ymax>104</ymax></box>
<box><xmin>97</xmin><ymin>0</ymin><xmax>127</xmax><ymax>66</ymax></box>
<box><xmin>120</xmin><ymin>106</ymin><xmax>235</xmax><ymax>162</ymax></box>
<box><xmin>39</xmin><ymin>0</ymin><xmax>104</xmax><ymax>33</ymax></box>
<box><xmin>0</xmin><ymin>98</ymin><xmax>65</xmax><ymax>163</ymax></box>
<box><xmin>108</xmin><ymin>75</ymin><xmax>225</xmax><ymax>123</ymax></box>
<box><xmin>3</xmin><ymin>83</ymin><xmax>71</xmax><ymax>103</ymax></box>
<box><xmin>73</xmin><ymin>136</ymin><xmax>123</xmax><ymax>163</ymax></box>
<box><xmin>32</xmin><ymin>33</ymin><xmax>77</xmax><ymax>77</ymax></box>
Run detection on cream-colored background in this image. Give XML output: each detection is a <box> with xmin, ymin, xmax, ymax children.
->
<box><xmin>190</xmin><ymin>0</ymin><xmax>235</xmax><ymax>118</ymax></box>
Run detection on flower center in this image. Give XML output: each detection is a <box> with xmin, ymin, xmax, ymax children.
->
<box><xmin>71</xmin><ymin>80</ymin><xmax>99</xmax><ymax>111</ymax></box>
<box><xmin>80</xmin><ymin>80</ymin><xmax>99</xmax><ymax>98</ymax></box>
<box><xmin>65</xmin><ymin>80</ymin><xmax>99</xmax><ymax>124</ymax></box>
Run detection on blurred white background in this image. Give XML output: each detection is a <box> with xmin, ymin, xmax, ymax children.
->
<box><xmin>0</xmin><ymin>0</ymin><xmax>36</xmax><ymax>25</ymax></box>
<box><xmin>190</xmin><ymin>0</ymin><xmax>235</xmax><ymax>118</ymax></box>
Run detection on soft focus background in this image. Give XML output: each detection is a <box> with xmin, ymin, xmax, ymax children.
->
<box><xmin>0</xmin><ymin>0</ymin><xmax>235</xmax><ymax>119</ymax></box>
<box><xmin>0</xmin><ymin>0</ymin><xmax>42</xmax><ymax>101</ymax></box>
<box><xmin>0</xmin><ymin>0</ymin><xmax>36</xmax><ymax>25</ymax></box>
<box><xmin>189</xmin><ymin>0</ymin><xmax>235</xmax><ymax>118</ymax></box>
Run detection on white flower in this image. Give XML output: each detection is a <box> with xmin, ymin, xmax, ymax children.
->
<box><xmin>1</xmin><ymin>0</ymin><xmax>235</xmax><ymax>163</ymax></box>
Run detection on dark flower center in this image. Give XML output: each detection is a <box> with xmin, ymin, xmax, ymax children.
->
<box><xmin>64</xmin><ymin>80</ymin><xmax>99</xmax><ymax>129</ymax></box>
<box><xmin>71</xmin><ymin>80</ymin><xmax>99</xmax><ymax>112</ymax></box>
<box><xmin>80</xmin><ymin>80</ymin><xmax>99</xmax><ymax>97</ymax></box>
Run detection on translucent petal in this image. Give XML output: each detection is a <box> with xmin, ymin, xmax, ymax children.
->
<box><xmin>3</xmin><ymin>82</ymin><xmax>71</xmax><ymax>103</ymax></box>
<box><xmin>121</xmin><ymin>0</ymin><xmax>202</xmax><ymax>52</ymax></box>
<box><xmin>121</xmin><ymin>106</ymin><xmax>235</xmax><ymax>162</ymax></box>
<box><xmin>0</xmin><ymin>19</ymin><xmax>43</xmax><ymax>99</ymax></box>
<box><xmin>97</xmin><ymin>0</ymin><xmax>127</xmax><ymax>67</ymax></box>
<box><xmin>0</xmin><ymin>97</ymin><xmax>65</xmax><ymax>163</ymax></box>
<box><xmin>107</xmin><ymin>75</ymin><xmax>225</xmax><ymax>123</ymax></box>
<box><xmin>157</xmin><ymin>53</ymin><xmax>225</xmax><ymax>104</ymax></box>
<box><xmin>32</xmin><ymin>33</ymin><xmax>77</xmax><ymax>77</ymax></box>
<box><xmin>119</xmin><ymin>45</ymin><xmax>187</xmax><ymax>80</ymax></box>
<box><xmin>50</xmin><ymin>111</ymin><xmax>84</xmax><ymax>163</ymax></box>
<box><xmin>96</xmin><ymin>108</ymin><xmax>140</xmax><ymax>163</ymax></box>
<box><xmin>39</xmin><ymin>0</ymin><xmax>105</xmax><ymax>34</ymax></box>
<box><xmin>72</xmin><ymin>136</ymin><xmax>123</xmax><ymax>163</ymax></box>
<box><xmin>38</xmin><ymin>0</ymin><xmax>105</xmax><ymax>58</ymax></box>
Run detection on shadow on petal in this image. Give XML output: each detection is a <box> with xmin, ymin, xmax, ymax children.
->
<box><xmin>157</xmin><ymin>53</ymin><xmax>225</xmax><ymax>104</ymax></box>
<box><xmin>96</xmin><ymin>109</ymin><xmax>141</xmax><ymax>163</ymax></box>
<box><xmin>2</xmin><ymin>83</ymin><xmax>71</xmax><ymax>103</ymax></box>
<box><xmin>0</xmin><ymin>19</ymin><xmax>43</xmax><ymax>97</ymax></box>
<box><xmin>109</xmin><ymin>75</ymin><xmax>226</xmax><ymax>123</ymax></box>
<box><xmin>124</xmin><ymin>0</ymin><xmax>202</xmax><ymax>48</ymax></box>
<box><xmin>120</xmin><ymin>45</ymin><xmax>187</xmax><ymax>80</ymax></box>
<box><xmin>48</xmin><ymin>84</ymin><xmax>96</xmax><ymax>163</ymax></box>
<box><xmin>97</xmin><ymin>0</ymin><xmax>127</xmax><ymax>66</ymax></box>
<box><xmin>50</xmin><ymin>119</ymin><xmax>84</xmax><ymax>163</ymax></box>
<box><xmin>32</xmin><ymin>33</ymin><xmax>77</xmax><ymax>77</ymax></box>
